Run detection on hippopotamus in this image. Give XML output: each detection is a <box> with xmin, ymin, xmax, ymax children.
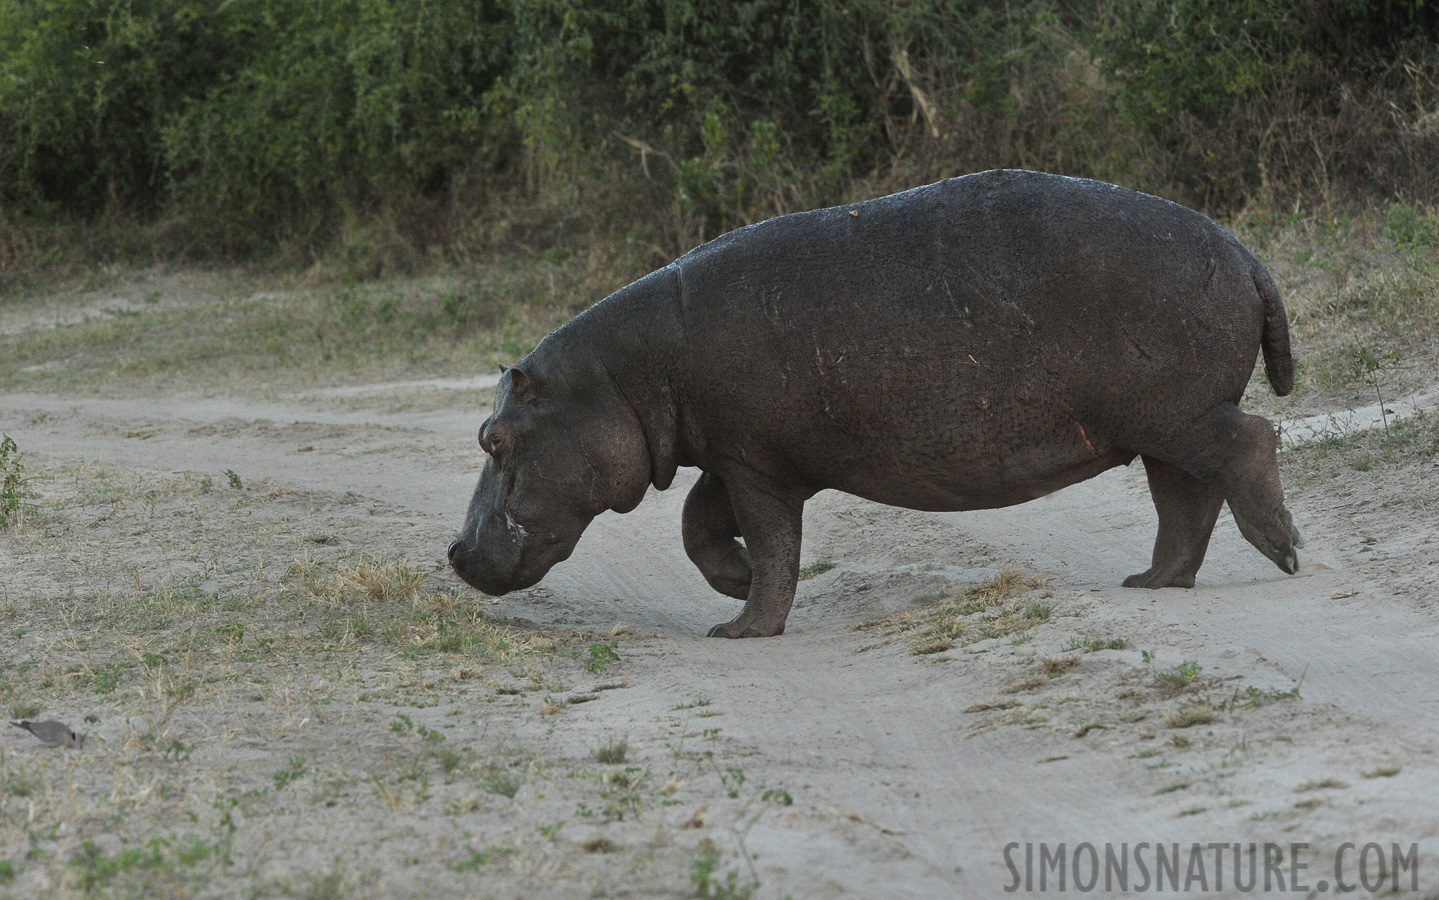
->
<box><xmin>448</xmin><ymin>169</ymin><xmax>1302</xmax><ymax>638</ymax></box>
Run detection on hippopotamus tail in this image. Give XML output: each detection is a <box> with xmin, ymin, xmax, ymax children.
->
<box><xmin>1253</xmin><ymin>261</ymin><xmax>1294</xmax><ymax>396</ymax></box>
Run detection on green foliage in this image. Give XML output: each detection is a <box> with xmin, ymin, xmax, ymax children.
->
<box><xmin>272</xmin><ymin>755</ymin><xmax>309</xmax><ymax>790</ymax></box>
<box><xmin>1384</xmin><ymin>203</ymin><xmax>1439</xmax><ymax>254</ymax></box>
<box><xmin>585</xmin><ymin>641</ymin><xmax>619</xmax><ymax>674</ymax></box>
<box><xmin>162</xmin><ymin>0</ymin><xmax>510</xmax><ymax>247</ymax></box>
<box><xmin>1096</xmin><ymin>0</ymin><xmax>1312</xmax><ymax>131</ymax></box>
<box><xmin>691</xmin><ymin>839</ymin><xmax>759</xmax><ymax>900</ymax></box>
<box><xmin>70</xmin><ymin>839</ymin><xmax>166</xmax><ymax>892</ymax></box>
<box><xmin>0</xmin><ymin>435</ymin><xmax>37</xmax><ymax>528</ymax></box>
<box><xmin>0</xmin><ymin>0</ymin><xmax>233</xmax><ymax>215</ymax></box>
<box><xmin>1099</xmin><ymin>0</ymin><xmax>1436</xmax><ymax>133</ymax></box>
<box><xmin>3</xmin><ymin>0</ymin><xmax>1439</xmax><ymax>262</ymax></box>
<box><xmin>0</xmin><ymin>0</ymin><xmax>1142</xmax><ymax>257</ymax></box>
<box><xmin>1154</xmin><ymin>660</ymin><xmax>1203</xmax><ymax>693</ymax></box>
<box><xmin>1094</xmin><ymin>0</ymin><xmax>1439</xmax><ymax>202</ymax></box>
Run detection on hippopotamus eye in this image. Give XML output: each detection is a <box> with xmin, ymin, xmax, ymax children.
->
<box><xmin>480</xmin><ymin>421</ymin><xmax>510</xmax><ymax>457</ymax></box>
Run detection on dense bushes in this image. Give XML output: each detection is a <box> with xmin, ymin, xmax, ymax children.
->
<box><xmin>2</xmin><ymin>0</ymin><xmax>1438</xmax><ymax>268</ymax></box>
<box><xmin>1097</xmin><ymin>0</ymin><xmax>1439</xmax><ymax>204</ymax></box>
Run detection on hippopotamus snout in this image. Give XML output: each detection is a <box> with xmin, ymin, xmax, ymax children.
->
<box><xmin>448</xmin><ymin>511</ymin><xmax>532</xmax><ymax>596</ymax></box>
<box><xmin>449</xmin><ymin>500</ymin><xmax>588</xmax><ymax>596</ymax></box>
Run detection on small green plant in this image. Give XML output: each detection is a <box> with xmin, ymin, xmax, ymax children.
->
<box><xmin>272</xmin><ymin>755</ymin><xmax>309</xmax><ymax>790</ymax></box>
<box><xmin>1349</xmin><ymin>346</ymin><xmax>1405</xmax><ymax>438</ymax></box>
<box><xmin>451</xmin><ymin>849</ymin><xmax>489</xmax><ymax>872</ymax></box>
<box><xmin>224</xmin><ymin>469</ymin><xmax>243</xmax><ymax>490</ymax></box>
<box><xmin>1154</xmin><ymin>661</ymin><xmax>1202</xmax><ymax>693</ymax></box>
<box><xmin>1227</xmin><ymin>684</ymin><xmax>1301</xmax><ymax>709</ymax></box>
<box><xmin>77</xmin><ymin>665</ymin><xmax>123</xmax><ymax>694</ymax></box>
<box><xmin>586</xmin><ymin>642</ymin><xmax>620</xmax><ymax>674</ymax></box>
<box><xmin>721</xmin><ymin>766</ymin><xmax>745</xmax><ymax>798</ymax></box>
<box><xmin>594</xmin><ymin>739</ymin><xmax>628</xmax><ymax>765</ymax></box>
<box><xmin>673</xmin><ymin>698</ymin><xmax>713</xmax><ymax>710</ymax></box>
<box><xmin>163</xmin><ymin>737</ymin><xmax>193</xmax><ymax>761</ymax></box>
<box><xmin>691</xmin><ymin>840</ymin><xmax>759</xmax><ymax>900</ymax></box>
<box><xmin>69</xmin><ymin>840</ymin><xmax>166</xmax><ymax>891</ymax></box>
<box><xmin>761</xmin><ymin>788</ymin><xmax>794</xmax><ymax>806</ymax></box>
<box><xmin>0</xmin><ymin>859</ymin><xmax>14</xmax><ymax>882</ymax></box>
<box><xmin>0</xmin><ymin>435</ymin><xmax>37</xmax><ymax>529</ymax></box>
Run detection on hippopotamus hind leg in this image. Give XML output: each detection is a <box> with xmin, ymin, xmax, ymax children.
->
<box><xmin>1124</xmin><ymin>456</ymin><xmax>1225</xmax><ymax>588</ymax></box>
<box><xmin>1143</xmin><ymin>403</ymin><xmax>1302</xmax><ymax>581</ymax></box>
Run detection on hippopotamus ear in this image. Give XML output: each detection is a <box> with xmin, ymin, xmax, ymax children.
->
<box><xmin>506</xmin><ymin>366</ymin><xmax>537</xmax><ymax>401</ymax></box>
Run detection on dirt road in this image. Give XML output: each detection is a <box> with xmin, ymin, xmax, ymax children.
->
<box><xmin>4</xmin><ymin>367</ymin><xmax>1437</xmax><ymax>897</ymax></box>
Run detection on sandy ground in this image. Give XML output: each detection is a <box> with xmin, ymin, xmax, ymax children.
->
<box><xmin>3</xmin><ymin>360</ymin><xmax>1439</xmax><ymax>898</ymax></box>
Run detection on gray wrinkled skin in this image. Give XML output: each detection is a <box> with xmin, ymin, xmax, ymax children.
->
<box><xmin>10</xmin><ymin>719</ymin><xmax>85</xmax><ymax>749</ymax></box>
<box><xmin>449</xmin><ymin>169</ymin><xmax>1302</xmax><ymax>638</ymax></box>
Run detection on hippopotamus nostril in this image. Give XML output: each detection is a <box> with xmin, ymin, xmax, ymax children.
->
<box><xmin>447</xmin><ymin>540</ymin><xmax>463</xmax><ymax>563</ymax></box>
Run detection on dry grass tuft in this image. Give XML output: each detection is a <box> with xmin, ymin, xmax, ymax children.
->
<box><xmin>1040</xmin><ymin>655</ymin><xmax>1082</xmax><ymax>676</ymax></box>
<box><xmin>963</xmin><ymin>699</ymin><xmax>1022</xmax><ymax>713</ymax></box>
<box><xmin>1000</xmin><ymin>675</ymin><xmax>1050</xmax><ymax>695</ymax></box>
<box><xmin>858</xmin><ymin>570</ymin><xmax>1053</xmax><ymax>656</ymax></box>
<box><xmin>1165</xmin><ymin>702</ymin><xmax>1221</xmax><ymax>729</ymax></box>
<box><xmin>290</xmin><ymin>552</ymin><xmax>426</xmax><ymax>605</ymax></box>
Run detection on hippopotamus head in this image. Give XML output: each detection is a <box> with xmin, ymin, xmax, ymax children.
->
<box><xmin>448</xmin><ymin>357</ymin><xmax>656</xmax><ymax>596</ymax></box>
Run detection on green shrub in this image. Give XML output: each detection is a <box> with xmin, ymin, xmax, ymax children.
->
<box><xmin>161</xmin><ymin>0</ymin><xmax>511</xmax><ymax>251</ymax></box>
<box><xmin>2</xmin><ymin>0</ymin><xmax>1438</xmax><ymax>266</ymax></box>
<box><xmin>0</xmin><ymin>0</ymin><xmax>233</xmax><ymax>215</ymax></box>
<box><xmin>0</xmin><ymin>435</ymin><xmax>36</xmax><ymax>529</ymax></box>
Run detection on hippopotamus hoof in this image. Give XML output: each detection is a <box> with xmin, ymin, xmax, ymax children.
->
<box><xmin>449</xmin><ymin>169</ymin><xmax>1302</xmax><ymax>638</ymax></box>
<box><xmin>707</xmin><ymin>619</ymin><xmax>785</xmax><ymax>639</ymax></box>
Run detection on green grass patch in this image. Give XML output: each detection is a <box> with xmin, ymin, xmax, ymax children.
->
<box><xmin>798</xmin><ymin>560</ymin><xmax>836</xmax><ymax>580</ymax></box>
<box><xmin>1283</xmin><ymin>409</ymin><xmax>1439</xmax><ymax>479</ymax></box>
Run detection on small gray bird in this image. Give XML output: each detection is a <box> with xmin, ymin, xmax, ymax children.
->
<box><xmin>9</xmin><ymin>720</ymin><xmax>85</xmax><ymax>749</ymax></box>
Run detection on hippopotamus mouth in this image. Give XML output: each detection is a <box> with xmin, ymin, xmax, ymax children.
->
<box><xmin>447</xmin><ymin>508</ymin><xmax>578</xmax><ymax>596</ymax></box>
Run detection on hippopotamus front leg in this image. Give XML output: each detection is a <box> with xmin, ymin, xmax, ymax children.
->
<box><xmin>688</xmin><ymin>469</ymin><xmax>805</xmax><ymax>638</ymax></box>
<box><xmin>682</xmin><ymin>472</ymin><xmax>753</xmax><ymax>601</ymax></box>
